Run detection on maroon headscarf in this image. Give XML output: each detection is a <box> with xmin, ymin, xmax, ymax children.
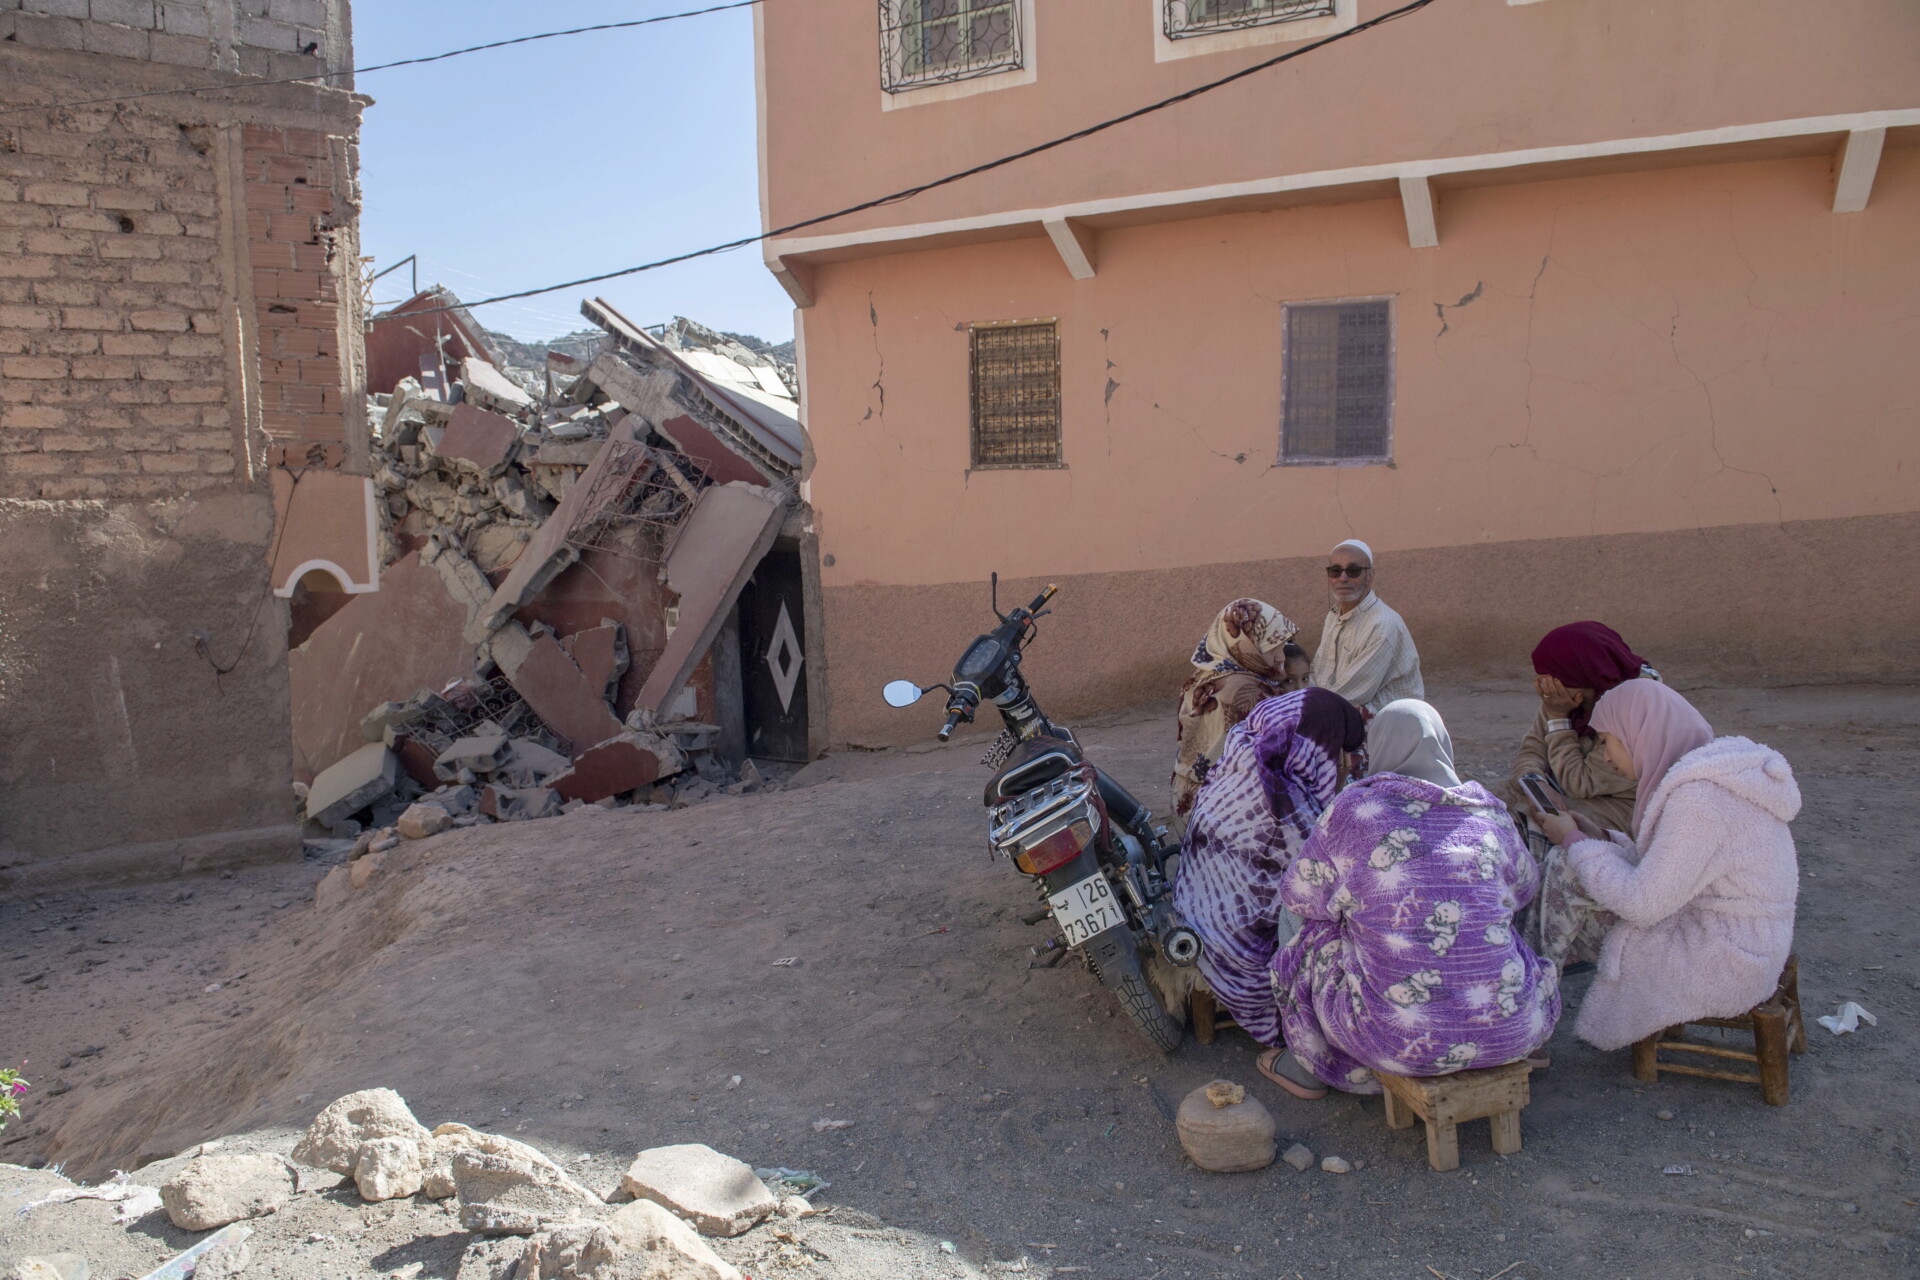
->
<box><xmin>1531</xmin><ymin>622</ymin><xmax>1649</xmax><ymax>738</ymax></box>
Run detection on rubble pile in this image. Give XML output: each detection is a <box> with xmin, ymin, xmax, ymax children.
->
<box><xmin>11</xmin><ymin>1089</ymin><xmax>830</xmax><ymax>1280</ymax></box>
<box><xmin>294</xmin><ymin>293</ymin><xmax>807</xmax><ymax>843</ymax></box>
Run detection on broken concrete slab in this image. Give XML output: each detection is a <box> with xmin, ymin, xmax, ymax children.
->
<box><xmin>159</xmin><ymin>1154</ymin><xmax>295</xmax><ymax>1231</ymax></box>
<box><xmin>433</xmin><ymin>732</ymin><xmax>509</xmax><ymax>783</ymax></box>
<box><xmin>435</xmin><ymin>402</ymin><xmax>519</xmax><ymax>474</ymax></box>
<box><xmin>305</xmin><ymin>743</ymin><xmax>400</xmax><ymax>830</ymax></box>
<box><xmin>460</xmin><ymin>357</ymin><xmax>536</xmax><ymax>415</ymax></box>
<box><xmin>545</xmin><ymin>734</ymin><xmax>675</xmax><ymax>804</ymax></box>
<box><xmin>422</xmin><ymin>535</ymin><xmax>501</xmax><ymax>647</ymax></box>
<box><xmin>395</xmin><ymin>802</ymin><xmax>452</xmax><ymax>840</ymax></box>
<box><xmin>619</xmin><ymin>1144</ymin><xmax>775</xmax><ymax>1237</ymax></box>
<box><xmin>560</xmin><ymin>623</ymin><xmax>628</xmax><ymax>700</ymax></box>
<box><xmin>506</xmin><ymin>634</ymin><xmax>622</xmax><ymax>753</ymax></box>
<box><xmin>452</xmin><ymin>1149</ymin><xmax>602</xmax><ymax>1236</ymax></box>
<box><xmin>636</xmin><ymin>483</ymin><xmax>787</xmax><ymax>715</ymax></box>
<box><xmin>656</xmin><ymin>413</ymin><xmax>771</xmax><ymax>488</ymax></box>
<box><xmin>606</xmin><ymin>1200</ymin><xmax>744</xmax><ymax>1279</ymax></box>
<box><xmin>534</xmin><ymin>438</ymin><xmax>607</xmax><ymax>468</ymax></box>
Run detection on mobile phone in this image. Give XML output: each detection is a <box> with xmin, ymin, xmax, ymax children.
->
<box><xmin>1518</xmin><ymin>772</ymin><xmax>1563</xmax><ymax>816</ymax></box>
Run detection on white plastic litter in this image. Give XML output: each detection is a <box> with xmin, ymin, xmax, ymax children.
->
<box><xmin>16</xmin><ymin>1171</ymin><xmax>163</xmax><ymax>1224</ymax></box>
<box><xmin>1816</xmin><ymin>1001</ymin><xmax>1878</xmax><ymax>1035</ymax></box>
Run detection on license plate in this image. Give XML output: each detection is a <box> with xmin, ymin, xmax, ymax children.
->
<box><xmin>1048</xmin><ymin>872</ymin><xmax>1128</xmax><ymax>947</ymax></box>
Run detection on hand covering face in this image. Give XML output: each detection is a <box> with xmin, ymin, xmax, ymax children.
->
<box><xmin>1531</xmin><ymin>621</ymin><xmax>1649</xmax><ymax>738</ymax></box>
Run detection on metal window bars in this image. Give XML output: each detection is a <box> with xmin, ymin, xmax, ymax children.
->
<box><xmin>562</xmin><ymin>440</ymin><xmax>709</xmax><ymax>563</ymax></box>
<box><xmin>880</xmin><ymin>0</ymin><xmax>1023</xmax><ymax>92</ymax></box>
<box><xmin>1281</xmin><ymin>299</ymin><xmax>1392</xmax><ymax>463</ymax></box>
<box><xmin>1164</xmin><ymin>0</ymin><xmax>1337</xmax><ymax>39</ymax></box>
<box><xmin>970</xmin><ymin>319</ymin><xmax>1061</xmax><ymax>468</ymax></box>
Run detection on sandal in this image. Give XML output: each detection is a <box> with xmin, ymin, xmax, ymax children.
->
<box><xmin>1257</xmin><ymin>1047</ymin><xmax>1328</xmax><ymax>1101</ymax></box>
<box><xmin>1525</xmin><ymin>1050</ymin><xmax>1552</xmax><ymax>1071</ymax></box>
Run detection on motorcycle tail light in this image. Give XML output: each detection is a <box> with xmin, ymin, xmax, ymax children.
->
<box><xmin>1015</xmin><ymin>818</ymin><xmax>1093</xmax><ymax>876</ymax></box>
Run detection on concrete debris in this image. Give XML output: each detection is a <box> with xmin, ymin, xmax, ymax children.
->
<box><xmin>620</xmin><ymin>1144</ymin><xmax>777</xmax><ymax>1238</ymax></box>
<box><xmin>452</xmin><ymin>1149</ymin><xmax>603</xmax><ymax>1235</ymax></box>
<box><xmin>297</xmin><ymin>290</ymin><xmax>805</xmax><ymax>844</ymax></box>
<box><xmin>158</xmin><ymin>1154</ymin><xmax>295</xmax><ymax>1231</ymax></box>
<box><xmin>7</xmin><ymin>1256</ymin><xmax>89</xmax><ymax>1280</ymax></box>
<box><xmin>304</xmin><ymin>744</ymin><xmax>401</xmax><ymax>833</ymax></box>
<box><xmin>605</xmin><ymin>1200</ymin><xmax>745</xmax><ymax>1279</ymax></box>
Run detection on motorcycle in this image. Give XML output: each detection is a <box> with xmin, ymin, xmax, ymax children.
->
<box><xmin>881</xmin><ymin>578</ymin><xmax>1199</xmax><ymax>1051</ymax></box>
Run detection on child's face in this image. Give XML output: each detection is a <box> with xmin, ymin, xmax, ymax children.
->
<box><xmin>1283</xmin><ymin>654</ymin><xmax>1312</xmax><ymax>688</ymax></box>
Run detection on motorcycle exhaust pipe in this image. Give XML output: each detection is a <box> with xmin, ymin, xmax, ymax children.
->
<box><xmin>1160</xmin><ymin>925</ymin><xmax>1201</xmax><ymax>967</ymax></box>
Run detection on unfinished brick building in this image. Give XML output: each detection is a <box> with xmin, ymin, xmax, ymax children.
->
<box><xmin>0</xmin><ymin>0</ymin><xmax>368</xmax><ymax>888</ymax></box>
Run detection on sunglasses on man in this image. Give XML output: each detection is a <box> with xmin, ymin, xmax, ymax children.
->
<box><xmin>1325</xmin><ymin>564</ymin><xmax>1371</xmax><ymax>579</ymax></box>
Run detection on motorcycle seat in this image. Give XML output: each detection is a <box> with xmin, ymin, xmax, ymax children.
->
<box><xmin>984</xmin><ymin>735</ymin><xmax>1083</xmax><ymax>805</ymax></box>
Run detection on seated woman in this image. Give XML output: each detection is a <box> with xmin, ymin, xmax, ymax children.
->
<box><xmin>1500</xmin><ymin>621</ymin><xmax>1657</xmax><ymax>836</ymax></box>
<box><xmin>1171</xmin><ymin>599</ymin><xmax>1309</xmax><ymax>822</ymax></box>
<box><xmin>1535</xmin><ymin>681</ymin><xmax>1799</xmax><ymax>1051</ymax></box>
<box><xmin>1262</xmin><ymin>700</ymin><xmax>1559</xmax><ymax>1099</ymax></box>
<box><xmin>1173</xmin><ymin>687</ymin><xmax>1366</xmax><ymax>1047</ymax></box>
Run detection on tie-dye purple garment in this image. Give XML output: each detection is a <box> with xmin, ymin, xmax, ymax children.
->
<box><xmin>1270</xmin><ymin>774</ymin><xmax>1561</xmax><ymax>1093</ymax></box>
<box><xmin>1175</xmin><ymin>690</ymin><xmax>1365</xmax><ymax>1045</ymax></box>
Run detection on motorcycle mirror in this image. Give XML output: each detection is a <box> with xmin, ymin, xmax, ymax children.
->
<box><xmin>881</xmin><ymin>679</ymin><xmax>925</xmax><ymax>708</ymax></box>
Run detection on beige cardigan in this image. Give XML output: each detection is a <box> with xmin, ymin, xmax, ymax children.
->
<box><xmin>1497</xmin><ymin>709</ymin><xmax>1637</xmax><ymax>835</ymax></box>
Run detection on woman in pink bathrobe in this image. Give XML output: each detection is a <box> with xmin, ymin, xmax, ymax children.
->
<box><xmin>1535</xmin><ymin>681</ymin><xmax>1800</xmax><ymax>1050</ymax></box>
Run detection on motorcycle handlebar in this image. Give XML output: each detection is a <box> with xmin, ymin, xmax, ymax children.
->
<box><xmin>937</xmin><ymin>707</ymin><xmax>966</xmax><ymax>741</ymax></box>
<box><xmin>1023</xmin><ymin>584</ymin><xmax>1058</xmax><ymax>616</ymax></box>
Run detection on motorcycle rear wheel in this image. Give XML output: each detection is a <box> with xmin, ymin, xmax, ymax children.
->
<box><xmin>1106</xmin><ymin>951</ymin><xmax>1184</xmax><ymax>1054</ymax></box>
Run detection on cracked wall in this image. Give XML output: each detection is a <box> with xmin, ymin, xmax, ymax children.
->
<box><xmin>798</xmin><ymin>151</ymin><xmax>1920</xmax><ymax>745</ymax></box>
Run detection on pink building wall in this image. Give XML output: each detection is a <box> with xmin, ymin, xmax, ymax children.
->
<box><xmin>758</xmin><ymin>0</ymin><xmax>1920</xmax><ymax>746</ymax></box>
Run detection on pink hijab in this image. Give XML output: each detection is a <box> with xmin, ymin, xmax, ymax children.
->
<box><xmin>1590</xmin><ymin>680</ymin><xmax>1714</xmax><ymax>836</ymax></box>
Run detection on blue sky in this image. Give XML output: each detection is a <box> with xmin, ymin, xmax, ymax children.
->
<box><xmin>354</xmin><ymin>1</ymin><xmax>795</xmax><ymax>345</ymax></box>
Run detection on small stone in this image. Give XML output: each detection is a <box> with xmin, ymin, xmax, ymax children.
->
<box><xmin>1281</xmin><ymin>1143</ymin><xmax>1315</xmax><ymax>1172</ymax></box>
<box><xmin>1176</xmin><ymin>1083</ymin><xmax>1276</xmax><ymax>1173</ymax></box>
<box><xmin>7</xmin><ymin>1255</ymin><xmax>89</xmax><ymax>1280</ymax></box>
<box><xmin>396</xmin><ymin>802</ymin><xmax>452</xmax><ymax>840</ymax></box>
<box><xmin>621</xmin><ymin>1144</ymin><xmax>777</xmax><ymax>1237</ymax></box>
<box><xmin>1203</xmin><ymin>1080</ymin><xmax>1246</xmax><ymax>1109</ymax></box>
<box><xmin>194</xmin><ymin>1238</ymin><xmax>251</xmax><ymax>1280</ymax></box>
<box><xmin>1656</xmin><ymin>1109</ymin><xmax>1674</xmax><ymax>1121</ymax></box>
<box><xmin>160</xmin><ymin>1154</ymin><xmax>295</xmax><ymax>1231</ymax></box>
<box><xmin>1591</xmin><ymin>1174</ymin><xmax>1603</xmax><ymax>1184</ymax></box>
<box><xmin>1320</xmin><ymin>1156</ymin><xmax>1352</xmax><ymax>1175</ymax></box>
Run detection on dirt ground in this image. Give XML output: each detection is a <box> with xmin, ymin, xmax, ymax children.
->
<box><xmin>3</xmin><ymin>680</ymin><xmax>1916</xmax><ymax>1280</ymax></box>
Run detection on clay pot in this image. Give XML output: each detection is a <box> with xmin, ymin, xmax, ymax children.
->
<box><xmin>1176</xmin><ymin>1079</ymin><xmax>1276</xmax><ymax>1173</ymax></box>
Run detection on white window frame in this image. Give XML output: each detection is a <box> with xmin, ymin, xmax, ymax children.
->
<box><xmin>880</xmin><ymin>0</ymin><xmax>1037</xmax><ymax>111</ymax></box>
<box><xmin>1152</xmin><ymin>0</ymin><xmax>1355</xmax><ymax>63</ymax></box>
<box><xmin>1277</xmin><ymin>295</ymin><xmax>1396</xmax><ymax>467</ymax></box>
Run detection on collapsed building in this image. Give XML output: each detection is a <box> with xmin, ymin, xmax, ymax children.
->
<box><xmin>280</xmin><ymin>292</ymin><xmax>822</xmax><ymax>838</ymax></box>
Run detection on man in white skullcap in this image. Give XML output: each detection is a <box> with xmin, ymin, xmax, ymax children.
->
<box><xmin>1309</xmin><ymin>538</ymin><xmax>1424</xmax><ymax>716</ymax></box>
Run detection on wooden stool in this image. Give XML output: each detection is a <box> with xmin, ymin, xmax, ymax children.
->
<box><xmin>1190</xmin><ymin>983</ymin><xmax>1240</xmax><ymax>1046</ymax></box>
<box><xmin>1376</xmin><ymin>1060</ymin><xmax>1532</xmax><ymax>1172</ymax></box>
<box><xmin>1631</xmin><ymin>955</ymin><xmax>1806</xmax><ymax>1106</ymax></box>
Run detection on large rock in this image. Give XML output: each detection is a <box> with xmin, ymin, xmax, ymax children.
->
<box><xmin>619</xmin><ymin>1145</ymin><xmax>774</xmax><ymax>1238</ymax></box>
<box><xmin>453</xmin><ymin>1150</ymin><xmax>603</xmax><ymax>1235</ymax></box>
<box><xmin>424</xmin><ymin>1123</ymin><xmax>561</xmax><ymax>1201</ymax></box>
<box><xmin>1175</xmin><ymin>1080</ymin><xmax>1276</xmax><ymax>1174</ymax></box>
<box><xmin>514</xmin><ymin>1223</ymin><xmax>621</xmax><ymax>1280</ymax></box>
<box><xmin>292</xmin><ymin>1088</ymin><xmax>431</xmax><ymax>1174</ymax></box>
<box><xmin>395</xmin><ymin>802</ymin><xmax>453</xmax><ymax>840</ymax></box>
<box><xmin>607</xmin><ymin>1201</ymin><xmax>743</xmax><ymax>1280</ymax></box>
<box><xmin>354</xmin><ymin>1136</ymin><xmax>427</xmax><ymax>1201</ymax></box>
<box><xmin>159</xmin><ymin>1154</ymin><xmax>294</xmax><ymax>1231</ymax></box>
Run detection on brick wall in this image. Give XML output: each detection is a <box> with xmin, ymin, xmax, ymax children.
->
<box><xmin>0</xmin><ymin>106</ymin><xmax>234</xmax><ymax>499</ymax></box>
<box><xmin>243</xmin><ymin>121</ymin><xmax>348</xmax><ymax>469</ymax></box>
<box><xmin>0</xmin><ymin>0</ymin><xmax>350</xmax><ymax>80</ymax></box>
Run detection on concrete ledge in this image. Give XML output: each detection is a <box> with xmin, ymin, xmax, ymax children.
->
<box><xmin>0</xmin><ymin>824</ymin><xmax>302</xmax><ymax>896</ymax></box>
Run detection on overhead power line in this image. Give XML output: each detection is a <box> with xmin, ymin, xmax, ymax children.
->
<box><xmin>405</xmin><ymin>0</ymin><xmax>1441</xmax><ymax>318</ymax></box>
<box><xmin>0</xmin><ymin>0</ymin><xmax>762</xmax><ymax>117</ymax></box>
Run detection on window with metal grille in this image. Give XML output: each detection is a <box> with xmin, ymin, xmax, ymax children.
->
<box><xmin>970</xmin><ymin>319</ymin><xmax>1061</xmax><ymax>469</ymax></box>
<box><xmin>1280</xmin><ymin>299</ymin><xmax>1393</xmax><ymax>464</ymax></box>
<box><xmin>880</xmin><ymin>0</ymin><xmax>1023</xmax><ymax>92</ymax></box>
<box><xmin>1165</xmin><ymin>0</ymin><xmax>1337</xmax><ymax>39</ymax></box>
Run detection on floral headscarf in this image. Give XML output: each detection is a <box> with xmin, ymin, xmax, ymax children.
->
<box><xmin>1173</xmin><ymin>599</ymin><xmax>1301</xmax><ymax>816</ymax></box>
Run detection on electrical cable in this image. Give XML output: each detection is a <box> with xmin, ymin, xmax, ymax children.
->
<box><xmin>400</xmin><ymin>0</ymin><xmax>1441</xmax><ymax>318</ymax></box>
<box><xmin>0</xmin><ymin>0</ymin><xmax>762</xmax><ymax>117</ymax></box>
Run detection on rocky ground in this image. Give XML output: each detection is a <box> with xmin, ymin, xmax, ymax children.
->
<box><xmin>2</xmin><ymin>681</ymin><xmax>1916</xmax><ymax>1279</ymax></box>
